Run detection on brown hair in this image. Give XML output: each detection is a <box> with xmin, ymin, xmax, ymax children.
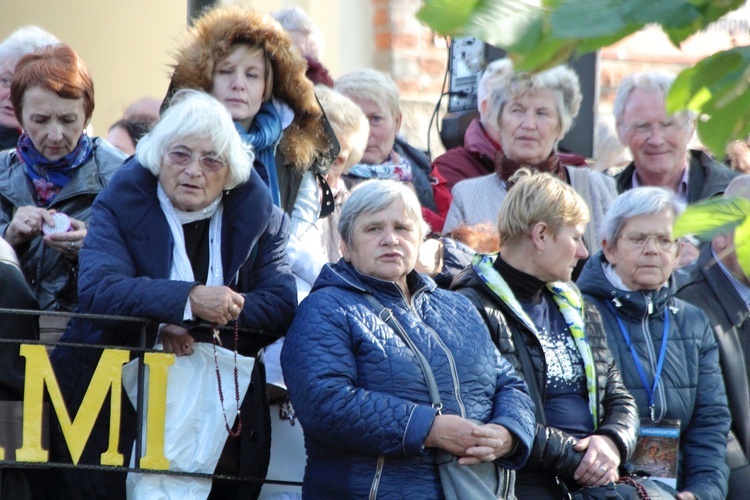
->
<box><xmin>11</xmin><ymin>44</ymin><xmax>94</xmax><ymax>124</ymax></box>
<box><xmin>447</xmin><ymin>223</ymin><xmax>501</xmax><ymax>253</ymax></box>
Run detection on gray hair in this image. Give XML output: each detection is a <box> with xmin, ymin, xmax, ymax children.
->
<box><xmin>315</xmin><ymin>85</ymin><xmax>368</xmax><ymax>170</ymax></box>
<box><xmin>335</xmin><ymin>69</ymin><xmax>401</xmax><ymax>121</ymax></box>
<box><xmin>136</xmin><ymin>90</ymin><xmax>253</xmax><ymax>190</ymax></box>
<box><xmin>600</xmin><ymin>187</ymin><xmax>686</xmax><ymax>244</ymax></box>
<box><xmin>270</xmin><ymin>6</ymin><xmax>324</xmax><ymax>59</ymax></box>
<box><xmin>613</xmin><ymin>72</ymin><xmax>695</xmax><ymax>125</ymax></box>
<box><xmin>338</xmin><ymin>180</ymin><xmax>429</xmax><ymax>248</ymax></box>
<box><xmin>0</xmin><ymin>25</ymin><xmax>59</xmax><ymax>66</ymax></box>
<box><xmin>485</xmin><ymin>60</ymin><xmax>582</xmax><ymax>137</ymax></box>
<box><xmin>477</xmin><ymin>59</ymin><xmax>514</xmax><ymax>120</ymax></box>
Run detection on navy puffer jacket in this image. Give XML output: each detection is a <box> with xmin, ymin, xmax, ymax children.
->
<box><xmin>579</xmin><ymin>253</ymin><xmax>730</xmax><ymax>499</ymax></box>
<box><xmin>281</xmin><ymin>259</ymin><xmax>536</xmax><ymax>499</ymax></box>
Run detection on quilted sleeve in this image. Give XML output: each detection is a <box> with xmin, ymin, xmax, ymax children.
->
<box><xmin>77</xmin><ymin>187</ymin><xmax>194</xmax><ymax>325</ymax></box>
<box><xmin>281</xmin><ymin>292</ymin><xmax>437</xmax><ymax>457</ymax></box>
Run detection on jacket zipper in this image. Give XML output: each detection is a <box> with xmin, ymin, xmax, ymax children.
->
<box><xmin>368</xmin><ymin>455</ymin><xmax>385</xmax><ymax>500</ymax></box>
<box><xmin>401</xmin><ymin>287</ymin><xmax>467</xmax><ymax>417</ymax></box>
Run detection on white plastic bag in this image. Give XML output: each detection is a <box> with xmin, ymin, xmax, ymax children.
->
<box><xmin>122</xmin><ymin>342</ymin><xmax>254</xmax><ymax>500</ymax></box>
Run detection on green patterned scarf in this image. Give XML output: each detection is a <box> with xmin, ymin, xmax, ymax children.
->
<box><xmin>473</xmin><ymin>253</ymin><xmax>599</xmax><ymax>427</ymax></box>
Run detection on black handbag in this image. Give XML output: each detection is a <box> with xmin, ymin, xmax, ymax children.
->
<box><xmin>363</xmin><ymin>294</ymin><xmax>513</xmax><ymax>499</ymax></box>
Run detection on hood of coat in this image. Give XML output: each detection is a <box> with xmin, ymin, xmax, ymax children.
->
<box><xmin>165</xmin><ymin>4</ymin><xmax>336</xmax><ymax>171</ymax></box>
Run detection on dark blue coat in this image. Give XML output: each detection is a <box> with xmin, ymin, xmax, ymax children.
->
<box><xmin>281</xmin><ymin>259</ymin><xmax>535</xmax><ymax>499</ymax></box>
<box><xmin>50</xmin><ymin>159</ymin><xmax>296</xmax><ymax>498</ymax></box>
<box><xmin>579</xmin><ymin>253</ymin><xmax>730</xmax><ymax>499</ymax></box>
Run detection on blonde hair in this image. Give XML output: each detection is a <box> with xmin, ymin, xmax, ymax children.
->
<box><xmin>315</xmin><ymin>85</ymin><xmax>368</xmax><ymax>170</ymax></box>
<box><xmin>498</xmin><ymin>169</ymin><xmax>589</xmax><ymax>246</ymax></box>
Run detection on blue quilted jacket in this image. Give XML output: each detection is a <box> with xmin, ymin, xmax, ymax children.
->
<box><xmin>281</xmin><ymin>259</ymin><xmax>535</xmax><ymax>499</ymax></box>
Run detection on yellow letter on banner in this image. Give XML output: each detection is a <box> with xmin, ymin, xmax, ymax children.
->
<box><xmin>16</xmin><ymin>345</ymin><xmax>130</xmax><ymax>465</ymax></box>
<box><xmin>138</xmin><ymin>352</ymin><xmax>173</xmax><ymax>470</ymax></box>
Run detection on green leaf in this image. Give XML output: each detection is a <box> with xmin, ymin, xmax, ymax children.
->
<box><xmin>673</xmin><ymin>197</ymin><xmax>750</xmax><ymax>241</ymax></box>
<box><xmin>550</xmin><ymin>0</ymin><xmax>628</xmax><ymax>39</ymax></box>
<box><xmin>415</xmin><ymin>0</ymin><xmax>481</xmax><ymax>34</ymax></box>
<box><xmin>735</xmin><ymin>217</ymin><xmax>750</xmax><ymax>277</ymax></box>
<box><xmin>669</xmin><ymin>47</ymin><xmax>750</xmax><ymax>154</ymax></box>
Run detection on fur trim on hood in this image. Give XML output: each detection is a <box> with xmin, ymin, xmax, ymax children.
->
<box><xmin>166</xmin><ymin>4</ymin><xmax>335</xmax><ymax>171</ymax></box>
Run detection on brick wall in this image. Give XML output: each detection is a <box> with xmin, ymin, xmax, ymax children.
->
<box><xmin>372</xmin><ymin>0</ymin><xmax>449</xmax><ymax>156</ymax></box>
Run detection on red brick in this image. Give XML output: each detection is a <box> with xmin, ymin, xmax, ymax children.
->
<box><xmin>375</xmin><ymin>32</ymin><xmax>392</xmax><ymax>50</ymax></box>
<box><xmin>391</xmin><ymin>33</ymin><xmax>419</xmax><ymax>49</ymax></box>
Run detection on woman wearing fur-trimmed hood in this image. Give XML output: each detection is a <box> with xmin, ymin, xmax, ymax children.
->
<box><xmin>164</xmin><ymin>4</ymin><xmax>337</xmax><ymax>211</ymax></box>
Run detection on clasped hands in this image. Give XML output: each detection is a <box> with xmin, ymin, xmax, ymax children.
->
<box><xmin>424</xmin><ymin>414</ymin><xmax>515</xmax><ymax>465</ymax></box>
<box><xmin>160</xmin><ymin>285</ymin><xmax>244</xmax><ymax>356</ymax></box>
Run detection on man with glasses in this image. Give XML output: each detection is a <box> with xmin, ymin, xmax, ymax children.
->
<box><xmin>675</xmin><ymin>174</ymin><xmax>750</xmax><ymax>498</ymax></box>
<box><xmin>613</xmin><ymin>72</ymin><xmax>737</xmax><ymax>203</ymax></box>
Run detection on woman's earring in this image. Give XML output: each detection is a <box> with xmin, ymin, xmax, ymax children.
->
<box><xmin>538</xmin><ymin>248</ymin><xmax>544</xmax><ymax>255</ymax></box>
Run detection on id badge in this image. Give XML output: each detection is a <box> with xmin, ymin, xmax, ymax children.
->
<box><xmin>631</xmin><ymin>419</ymin><xmax>680</xmax><ymax>489</ymax></box>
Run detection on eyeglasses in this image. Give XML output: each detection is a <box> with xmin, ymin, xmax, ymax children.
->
<box><xmin>167</xmin><ymin>149</ymin><xmax>226</xmax><ymax>172</ymax></box>
<box><xmin>620</xmin><ymin>232</ymin><xmax>677</xmax><ymax>250</ymax></box>
<box><xmin>623</xmin><ymin>119</ymin><xmax>688</xmax><ymax>140</ymax></box>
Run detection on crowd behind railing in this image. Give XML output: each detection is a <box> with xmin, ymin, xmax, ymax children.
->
<box><xmin>0</xmin><ymin>3</ymin><xmax>747</xmax><ymax>500</ymax></box>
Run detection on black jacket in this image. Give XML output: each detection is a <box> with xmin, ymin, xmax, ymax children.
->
<box><xmin>675</xmin><ymin>244</ymin><xmax>750</xmax><ymax>496</ymax></box>
<box><xmin>614</xmin><ymin>149</ymin><xmax>738</xmax><ymax>202</ymax></box>
<box><xmin>451</xmin><ymin>258</ymin><xmax>639</xmax><ymax>482</ymax></box>
<box><xmin>579</xmin><ymin>253</ymin><xmax>730</xmax><ymax>498</ymax></box>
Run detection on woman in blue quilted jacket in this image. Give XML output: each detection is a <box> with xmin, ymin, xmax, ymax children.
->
<box><xmin>281</xmin><ymin>179</ymin><xmax>535</xmax><ymax>499</ymax></box>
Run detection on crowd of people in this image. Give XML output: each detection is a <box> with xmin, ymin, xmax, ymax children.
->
<box><xmin>0</xmin><ymin>3</ymin><xmax>746</xmax><ymax>500</ymax></box>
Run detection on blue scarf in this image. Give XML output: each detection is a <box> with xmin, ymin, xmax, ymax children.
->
<box><xmin>18</xmin><ymin>132</ymin><xmax>94</xmax><ymax>206</ymax></box>
<box><xmin>234</xmin><ymin>101</ymin><xmax>282</xmax><ymax>207</ymax></box>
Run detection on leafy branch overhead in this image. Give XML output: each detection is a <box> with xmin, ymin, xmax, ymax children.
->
<box><xmin>417</xmin><ymin>0</ymin><xmax>749</xmax><ymax>154</ymax></box>
<box><xmin>673</xmin><ymin>197</ymin><xmax>750</xmax><ymax>276</ymax></box>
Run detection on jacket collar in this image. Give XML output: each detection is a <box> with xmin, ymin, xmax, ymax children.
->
<box><xmin>578</xmin><ymin>252</ymin><xmax>674</xmax><ymax>320</ymax></box>
<box><xmin>313</xmin><ymin>258</ymin><xmax>437</xmax><ymax>299</ymax></box>
<box><xmin>464</xmin><ymin>119</ymin><xmax>500</xmax><ymax>163</ymax></box>
<box><xmin>110</xmin><ymin>159</ymin><xmax>273</xmax><ymax>284</ymax></box>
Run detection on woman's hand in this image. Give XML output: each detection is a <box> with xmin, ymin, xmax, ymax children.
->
<box><xmin>424</xmin><ymin>414</ymin><xmax>480</xmax><ymax>456</ymax></box>
<box><xmin>676</xmin><ymin>491</ymin><xmax>696</xmax><ymax>500</ymax></box>
<box><xmin>159</xmin><ymin>324</ymin><xmax>195</xmax><ymax>356</ymax></box>
<box><xmin>45</xmin><ymin>216</ymin><xmax>87</xmax><ymax>259</ymax></box>
<box><xmin>188</xmin><ymin>285</ymin><xmax>244</xmax><ymax>325</ymax></box>
<box><xmin>4</xmin><ymin>206</ymin><xmax>55</xmax><ymax>246</ymax></box>
<box><xmin>458</xmin><ymin>423</ymin><xmax>516</xmax><ymax>465</ymax></box>
<box><xmin>573</xmin><ymin>435</ymin><xmax>621</xmax><ymax>486</ymax></box>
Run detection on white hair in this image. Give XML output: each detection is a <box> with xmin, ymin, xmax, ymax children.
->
<box><xmin>0</xmin><ymin>25</ymin><xmax>59</xmax><ymax>66</ymax></box>
<box><xmin>613</xmin><ymin>72</ymin><xmax>695</xmax><ymax>125</ymax></box>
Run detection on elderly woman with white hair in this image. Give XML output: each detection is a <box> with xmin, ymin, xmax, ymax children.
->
<box><xmin>0</xmin><ymin>25</ymin><xmax>59</xmax><ymax>150</ymax></box>
<box><xmin>578</xmin><ymin>187</ymin><xmax>730</xmax><ymax>499</ymax></box>
<box><xmin>335</xmin><ymin>68</ymin><xmax>452</xmax><ymax>233</ymax></box>
<box><xmin>444</xmin><ymin>60</ymin><xmax>616</xmax><ymax>258</ymax></box>
<box><xmin>50</xmin><ymin>90</ymin><xmax>296</xmax><ymax>499</ymax></box>
<box><xmin>281</xmin><ymin>179</ymin><xmax>535</xmax><ymax>498</ymax></box>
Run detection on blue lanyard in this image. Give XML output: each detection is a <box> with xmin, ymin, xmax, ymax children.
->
<box><xmin>606</xmin><ymin>301</ymin><xmax>669</xmax><ymax>422</ymax></box>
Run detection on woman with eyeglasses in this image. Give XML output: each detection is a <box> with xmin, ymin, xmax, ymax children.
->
<box><xmin>578</xmin><ymin>187</ymin><xmax>730</xmax><ymax>499</ymax></box>
<box><xmin>49</xmin><ymin>90</ymin><xmax>296</xmax><ymax>499</ymax></box>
